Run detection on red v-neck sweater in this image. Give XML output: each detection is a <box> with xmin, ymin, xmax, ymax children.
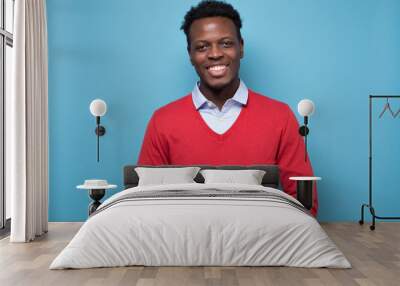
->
<box><xmin>138</xmin><ymin>90</ymin><xmax>318</xmax><ymax>215</ymax></box>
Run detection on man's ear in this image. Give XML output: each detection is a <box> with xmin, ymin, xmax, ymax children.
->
<box><xmin>240</xmin><ymin>39</ymin><xmax>244</xmax><ymax>59</ymax></box>
<box><xmin>188</xmin><ymin>48</ymin><xmax>195</xmax><ymax>66</ymax></box>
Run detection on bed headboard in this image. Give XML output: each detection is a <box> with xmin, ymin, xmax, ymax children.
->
<box><xmin>123</xmin><ymin>165</ymin><xmax>280</xmax><ymax>189</ymax></box>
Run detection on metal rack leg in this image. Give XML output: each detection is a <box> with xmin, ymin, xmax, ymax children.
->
<box><xmin>359</xmin><ymin>203</ymin><xmax>376</xmax><ymax>230</ymax></box>
<box><xmin>370</xmin><ymin>206</ymin><xmax>376</xmax><ymax>231</ymax></box>
<box><xmin>360</xmin><ymin>202</ymin><xmax>400</xmax><ymax>230</ymax></box>
<box><xmin>359</xmin><ymin>204</ymin><xmax>367</xmax><ymax>225</ymax></box>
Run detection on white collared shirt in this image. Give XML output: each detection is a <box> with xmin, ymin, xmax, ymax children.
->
<box><xmin>191</xmin><ymin>81</ymin><xmax>248</xmax><ymax>135</ymax></box>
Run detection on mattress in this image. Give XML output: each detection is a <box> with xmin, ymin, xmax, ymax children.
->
<box><xmin>50</xmin><ymin>183</ymin><xmax>350</xmax><ymax>269</ymax></box>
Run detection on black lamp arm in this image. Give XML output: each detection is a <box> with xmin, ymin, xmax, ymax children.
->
<box><xmin>298</xmin><ymin>116</ymin><xmax>309</xmax><ymax>162</ymax></box>
<box><xmin>95</xmin><ymin>117</ymin><xmax>106</xmax><ymax>136</ymax></box>
<box><xmin>304</xmin><ymin>115</ymin><xmax>308</xmax><ymax>125</ymax></box>
<box><xmin>94</xmin><ymin>116</ymin><xmax>106</xmax><ymax>162</ymax></box>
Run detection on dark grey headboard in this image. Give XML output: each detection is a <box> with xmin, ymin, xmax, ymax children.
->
<box><xmin>124</xmin><ymin>165</ymin><xmax>280</xmax><ymax>189</ymax></box>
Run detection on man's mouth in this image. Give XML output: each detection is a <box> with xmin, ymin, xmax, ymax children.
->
<box><xmin>206</xmin><ymin>64</ymin><xmax>228</xmax><ymax>77</ymax></box>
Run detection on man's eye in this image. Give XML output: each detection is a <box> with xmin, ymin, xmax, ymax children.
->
<box><xmin>222</xmin><ymin>41</ymin><xmax>233</xmax><ymax>48</ymax></box>
<box><xmin>195</xmin><ymin>45</ymin><xmax>207</xmax><ymax>51</ymax></box>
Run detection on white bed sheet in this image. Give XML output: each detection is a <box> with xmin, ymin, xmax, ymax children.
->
<box><xmin>50</xmin><ymin>183</ymin><xmax>351</xmax><ymax>269</ymax></box>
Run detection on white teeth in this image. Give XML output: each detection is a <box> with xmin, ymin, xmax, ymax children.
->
<box><xmin>209</xmin><ymin>65</ymin><xmax>226</xmax><ymax>71</ymax></box>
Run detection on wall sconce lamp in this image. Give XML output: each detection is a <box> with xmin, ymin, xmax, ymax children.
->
<box><xmin>89</xmin><ymin>99</ymin><xmax>107</xmax><ymax>162</ymax></box>
<box><xmin>297</xmin><ymin>99</ymin><xmax>315</xmax><ymax>162</ymax></box>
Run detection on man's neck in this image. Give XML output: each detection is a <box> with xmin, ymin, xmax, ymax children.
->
<box><xmin>199</xmin><ymin>78</ymin><xmax>241</xmax><ymax>110</ymax></box>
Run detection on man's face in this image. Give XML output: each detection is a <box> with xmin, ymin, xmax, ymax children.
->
<box><xmin>188</xmin><ymin>17</ymin><xmax>243</xmax><ymax>90</ymax></box>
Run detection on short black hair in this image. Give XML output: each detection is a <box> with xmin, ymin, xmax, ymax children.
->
<box><xmin>181</xmin><ymin>0</ymin><xmax>243</xmax><ymax>49</ymax></box>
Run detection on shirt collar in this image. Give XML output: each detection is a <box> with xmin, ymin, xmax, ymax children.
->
<box><xmin>192</xmin><ymin>80</ymin><xmax>248</xmax><ymax>110</ymax></box>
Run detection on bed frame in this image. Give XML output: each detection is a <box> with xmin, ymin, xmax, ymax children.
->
<box><xmin>123</xmin><ymin>165</ymin><xmax>280</xmax><ymax>189</ymax></box>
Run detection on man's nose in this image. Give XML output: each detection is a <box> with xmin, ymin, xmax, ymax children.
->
<box><xmin>208</xmin><ymin>44</ymin><xmax>223</xmax><ymax>59</ymax></box>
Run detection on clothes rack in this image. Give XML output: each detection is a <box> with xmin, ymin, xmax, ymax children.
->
<box><xmin>359</xmin><ymin>95</ymin><xmax>400</xmax><ymax>230</ymax></box>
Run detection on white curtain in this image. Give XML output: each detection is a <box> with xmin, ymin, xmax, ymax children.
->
<box><xmin>8</xmin><ymin>0</ymin><xmax>48</xmax><ymax>242</ymax></box>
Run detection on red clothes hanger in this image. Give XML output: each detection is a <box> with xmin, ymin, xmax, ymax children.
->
<box><xmin>378</xmin><ymin>98</ymin><xmax>396</xmax><ymax>118</ymax></box>
<box><xmin>393</xmin><ymin>107</ymin><xmax>400</xmax><ymax>118</ymax></box>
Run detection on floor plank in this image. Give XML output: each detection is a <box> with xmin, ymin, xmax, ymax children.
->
<box><xmin>0</xmin><ymin>222</ymin><xmax>399</xmax><ymax>286</ymax></box>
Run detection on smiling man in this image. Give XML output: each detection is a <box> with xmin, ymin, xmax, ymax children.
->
<box><xmin>138</xmin><ymin>0</ymin><xmax>318</xmax><ymax>216</ymax></box>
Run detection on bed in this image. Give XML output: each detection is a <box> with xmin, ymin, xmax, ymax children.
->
<box><xmin>50</xmin><ymin>165</ymin><xmax>350</xmax><ymax>269</ymax></box>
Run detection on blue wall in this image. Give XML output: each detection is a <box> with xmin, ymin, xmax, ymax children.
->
<box><xmin>47</xmin><ymin>0</ymin><xmax>400</xmax><ymax>222</ymax></box>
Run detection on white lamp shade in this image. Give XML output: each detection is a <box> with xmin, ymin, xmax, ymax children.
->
<box><xmin>297</xmin><ymin>99</ymin><xmax>315</xmax><ymax>117</ymax></box>
<box><xmin>90</xmin><ymin>99</ymin><xmax>107</xmax><ymax>117</ymax></box>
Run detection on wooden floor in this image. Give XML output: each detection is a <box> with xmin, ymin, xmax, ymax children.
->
<box><xmin>0</xmin><ymin>222</ymin><xmax>399</xmax><ymax>286</ymax></box>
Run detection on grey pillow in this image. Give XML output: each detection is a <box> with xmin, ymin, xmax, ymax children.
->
<box><xmin>200</xmin><ymin>169</ymin><xmax>266</xmax><ymax>185</ymax></box>
<box><xmin>135</xmin><ymin>167</ymin><xmax>201</xmax><ymax>186</ymax></box>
